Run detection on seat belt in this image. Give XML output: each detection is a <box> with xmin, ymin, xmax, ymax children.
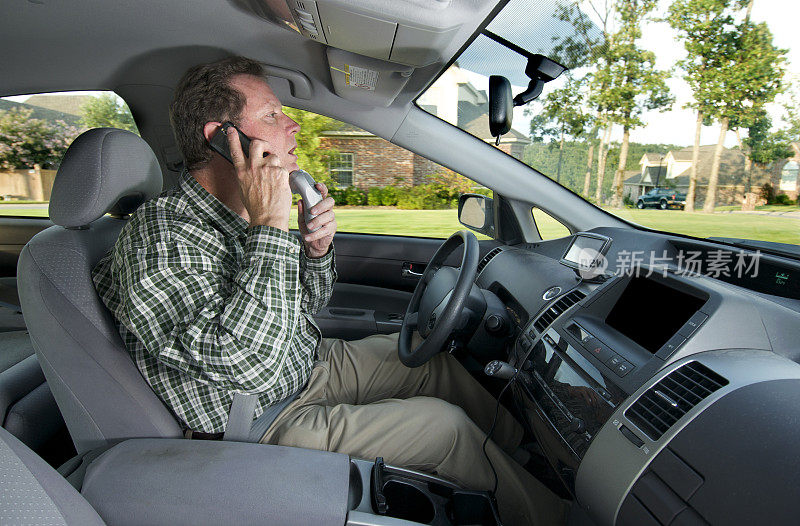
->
<box><xmin>222</xmin><ymin>393</ymin><xmax>258</xmax><ymax>442</ymax></box>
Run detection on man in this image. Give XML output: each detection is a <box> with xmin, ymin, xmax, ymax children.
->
<box><xmin>93</xmin><ymin>56</ymin><xmax>565</xmax><ymax>525</ymax></box>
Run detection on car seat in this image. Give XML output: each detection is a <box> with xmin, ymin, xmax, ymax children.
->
<box><xmin>17</xmin><ymin>128</ymin><xmax>183</xmax><ymax>454</ymax></box>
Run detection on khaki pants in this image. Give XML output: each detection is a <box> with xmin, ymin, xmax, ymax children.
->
<box><xmin>260</xmin><ymin>333</ymin><xmax>566</xmax><ymax>526</ymax></box>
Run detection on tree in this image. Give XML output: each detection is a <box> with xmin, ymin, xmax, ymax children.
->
<box><xmin>550</xmin><ymin>0</ymin><xmax>613</xmax><ymax>202</ymax></box>
<box><xmin>0</xmin><ymin>108</ymin><xmax>80</xmax><ymax>170</ymax></box>
<box><xmin>283</xmin><ymin>107</ymin><xmax>340</xmax><ymax>188</ymax></box>
<box><xmin>595</xmin><ymin>0</ymin><xmax>673</xmax><ymax>208</ymax></box>
<box><xmin>81</xmin><ymin>93</ymin><xmax>138</xmax><ymax>133</ymax></box>
<box><xmin>700</xmin><ymin>3</ymin><xmax>786</xmax><ymax>212</ymax></box>
<box><xmin>737</xmin><ymin>108</ymin><xmax>792</xmax><ymax>192</ymax></box>
<box><xmin>527</xmin><ymin>73</ymin><xmax>593</xmax><ymax>183</ymax></box>
<box><xmin>668</xmin><ymin>0</ymin><xmax>743</xmax><ymax>212</ymax></box>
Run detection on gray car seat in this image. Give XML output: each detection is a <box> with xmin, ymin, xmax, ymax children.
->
<box><xmin>17</xmin><ymin>128</ymin><xmax>183</xmax><ymax>454</ymax></box>
<box><xmin>0</xmin><ymin>425</ymin><xmax>105</xmax><ymax>525</ymax></box>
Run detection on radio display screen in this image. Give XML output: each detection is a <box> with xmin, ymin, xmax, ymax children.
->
<box><xmin>562</xmin><ymin>234</ymin><xmax>609</xmax><ymax>269</ymax></box>
<box><xmin>606</xmin><ymin>277</ymin><xmax>705</xmax><ymax>353</ymax></box>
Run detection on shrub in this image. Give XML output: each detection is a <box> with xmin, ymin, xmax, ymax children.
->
<box><xmin>343</xmin><ymin>186</ymin><xmax>366</xmax><ymax>206</ymax></box>
<box><xmin>380</xmin><ymin>186</ymin><xmax>399</xmax><ymax>206</ymax></box>
<box><xmin>760</xmin><ymin>183</ymin><xmax>775</xmax><ymax>204</ymax></box>
<box><xmin>774</xmin><ymin>193</ymin><xmax>795</xmax><ymax>205</ymax></box>
<box><xmin>328</xmin><ymin>187</ymin><xmax>347</xmax><ymax>205</ymax></box>
<box><xmin>367</xmin><ymin>187</ymin><xmax>383</xmax><ymax>206</ymax></box>
<box><xmin>396</xmin><ymin>184</ymin><xmax>456</xmax><ymax>210</ymax></box>
<box><xmin>623</xmin><ymin>195</ymin><xmax>635</xmax><ymax>208</ymax></box>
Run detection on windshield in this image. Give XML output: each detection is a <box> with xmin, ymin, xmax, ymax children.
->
<box><xmin>418</xmin><ymin>0</ymin><xmax>800</xmax><ymax>247</ymax></box>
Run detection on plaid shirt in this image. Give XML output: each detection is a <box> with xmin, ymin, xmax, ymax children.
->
<box><xmin>93</xmin><ymin>171</ymin><xmax>335</xmax><ymax>433</ymax></box>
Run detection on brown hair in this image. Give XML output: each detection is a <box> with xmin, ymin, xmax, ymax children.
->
<box><xmin>169</xmin><ymin>56</ymin><xmax>264</xmax><ymax>170</ymax></box>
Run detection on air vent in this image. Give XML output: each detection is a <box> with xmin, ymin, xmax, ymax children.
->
<box><xmin>532</xmin><ymin>289</ymin><xmax>586</xmax><ymax>333</ymax></box>
<box><xmin>626</xmin><ymin>361</ymin><xmax>728</xmax><ymax>441</ymax></box>
<box><xmin>296</xmin><ymin>1</ymin><xmax>307</xmax><ymax>10</ymax></box>
<box><xmin>477</xmin><ymin>247</ymin><xmax>505</xmax><ymax>274</ymax></box>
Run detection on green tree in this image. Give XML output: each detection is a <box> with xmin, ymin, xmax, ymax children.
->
<box><xmin>668</xmin><ymin>0</ymin><xmax>743</xmax><ymax>212</ymax></box>
<box><xmin>81</xmin><ymin>93</ymin><xmax>138</xmax><ymax>133</ymax></box>
<box><xmin>594</xmin><ymin>0</ymin><xmax>673</xmax><ymax>208</ymax></box>
<box><xmin>736</xmin><ymin>108</ymin><xmax>792</xmax><ymax>192</ymax></box>
<box><xmin>283</xmin><ymin>107</ymin><xmax>340</xmax><ymax>188</ymax></box>
<box><xmin>528</xmin><ymin>73</ymin><xmax>593</xmax><ymax>184</ymax></box>
<box><xmin>551</xmin><ymin>0</ymin><xmax>615</xmax><ymax>202</ymax></box>
<box><xmin>0</xmin><ymin>108</ymin><xmax>80</xmax><ymax>169</ymax></box>
<box><xmin>700</xmin><ymin>2</ymin><xmax>785</xmax><ymax>212</ymax></box>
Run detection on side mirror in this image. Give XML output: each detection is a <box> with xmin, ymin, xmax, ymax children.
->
<box><xmin>458</xmin><ymin>194</ymin><xmax>494</xmax><ymax>237</ymax></box>
<box><xmin>488</xmin><ymin>76</ymin><xmax>513</xmax><ymax>139</ymax></box>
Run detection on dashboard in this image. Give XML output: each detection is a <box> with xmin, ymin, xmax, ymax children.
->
<box><xmin>474</xmin><ymin>227</ymin><xmax>800</xmax><ymax>525</ymax></box>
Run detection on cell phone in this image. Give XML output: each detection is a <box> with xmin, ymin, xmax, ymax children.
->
<box><xmin>208</xmin><ymin>121</ymin><xmax>255</xmax><ymax>164</ymax></box>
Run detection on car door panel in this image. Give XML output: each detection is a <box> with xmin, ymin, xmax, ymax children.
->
<box><xmin>318</xmin><ymin>232</ymin><xmax>500</xmax><ymax>340</ymax></box>
<box><xmin>0</xmin><ymin>218</ymin><xmax>52</xmax><ymax>276</ymax></box>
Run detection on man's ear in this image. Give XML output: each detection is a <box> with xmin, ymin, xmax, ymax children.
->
<box><xmin>203</xmin><ymin>121</ymin><xmax>222</xmax><ymax>143</ymax></box>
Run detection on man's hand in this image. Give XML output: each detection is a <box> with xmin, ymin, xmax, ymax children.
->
<box><xmin>227</xmin><ymin>127</ymin><xmax>291</xmax><ymax>231</ymax></box>
<box><xmin>298</xmin><ymin>182</ymin><xmax>336</xmax><ymax>258</ymax></box>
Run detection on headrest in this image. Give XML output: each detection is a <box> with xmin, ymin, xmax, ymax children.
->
<box><xmin>49</xmin><ymin>128</ymin><xmax>163</xmax><ymax>228</ymax></box>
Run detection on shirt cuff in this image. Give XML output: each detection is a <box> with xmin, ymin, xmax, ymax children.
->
<box><xmin>302</xmin><ymin>244</ymin><xmax>335</xmax><ymax>271</ymax></box>
<box><xmin>243</xmin><ymin>225</ymin><xmax>301</xmax><ymax>264</ymax></box>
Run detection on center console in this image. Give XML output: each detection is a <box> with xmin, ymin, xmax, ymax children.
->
<box><xmin>509</xmin><ymin>271</ymin><xmax>713</xmax><ymax>494</ymax></box>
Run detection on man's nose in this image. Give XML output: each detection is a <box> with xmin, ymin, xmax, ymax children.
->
<box><xmin>286</xmin><ymin>115</ymin><xmax>300</xmax><ymax>135</ymax></box>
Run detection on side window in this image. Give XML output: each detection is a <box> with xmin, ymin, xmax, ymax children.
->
<box><xmin>531</xmin><ymin>208</ymin><xmax>570</xmax><ymax>240</ymax></box>
<box><xmin>0</xmin><ymin>91</ymin><xmax>138</xmax><ymax>217</ymax></box>
<box><xmin>329</xmin><ymin>152</ymin><xmax>354</xmax><ymax>187</ymax></box>
<box><xmin>287</xmin><ymin>107</ymin><xmax>491</xmax><ymax>239</ymax></box>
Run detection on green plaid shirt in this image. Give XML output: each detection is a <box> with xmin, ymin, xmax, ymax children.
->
<box><xmin>93</xmin><ymin>171</ymin><xmax>335</xmax><ymax>433</ymax></box>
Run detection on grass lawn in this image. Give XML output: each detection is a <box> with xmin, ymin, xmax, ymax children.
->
<box><xmin>608</xmin><ymin>208</ymin><xmax>800</xmax><ymax>245</ymax></box>
<box><xmin>3</xmin><ymin>205</ymin><xmax>798</xmax><ymax>246</ymax></box>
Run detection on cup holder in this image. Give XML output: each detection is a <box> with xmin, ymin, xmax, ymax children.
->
<box><xmin>381</xmin><ymin>480</ymin><xmax>436</xmax><ymax>524</ymax></box>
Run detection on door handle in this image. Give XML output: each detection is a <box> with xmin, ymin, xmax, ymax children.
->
<box><xmin>401</xmin><ymin>262</ymin><xmax>425</xmax><ymax>278</ymax></box>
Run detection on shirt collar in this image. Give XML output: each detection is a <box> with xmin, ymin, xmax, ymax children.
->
<box><xmin>179</xmin><ymin>169</ymin><xmax>249</xmax><ymax>239</ymax></box>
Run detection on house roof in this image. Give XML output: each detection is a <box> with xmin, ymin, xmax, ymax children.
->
<box><xmin>320</xmin><ymin>121</ymin><xmax>375</xmax><ymax>137</ymax></box>
<box><xmin>461</xmin><ymin>115</ymin><xmax>530</xmax><ymax>143</ymax></box>
<box><xmin>0</xmin><ymin>98</ymin><xmax>82</xmax><ymax>127</ymax></box>
<box><xmin>23</xmin><ymin>94</ymin><xmax>92</xmax><ymax>117</ymax></box>
<box><xmin>641</xmin><ymin>152</ymin><xmax>662</xmax><ymax>164</ymax></box>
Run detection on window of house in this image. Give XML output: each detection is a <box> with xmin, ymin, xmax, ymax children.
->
<box><xmin>531</xmin><ymin>208</ymin><xmax>570</xmax><ymax>240</ymax></box>
<box><xmin>0</xmin><ymin>91</ymin><xmax>138</xmax><ymax>217</ymax></box>
<box><xmin>329</xmin><ymin>153</ymin><xmax>354</xmax><ymax>187</ymax></box>
<box><xmin>780</xmin><ymin>161</ymin><xmax>799</xmax><ymax>192</ymax></box>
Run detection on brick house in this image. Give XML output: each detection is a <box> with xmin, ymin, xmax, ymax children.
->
<box><xmin>623</xmin><ymin>144</ymin><xmax>800</xmax><ymax>205</ymax></box>
<box><xmin>320</xmin><ymin>65</ymin><xmax>530</xmax><ymax>189</ymax></box>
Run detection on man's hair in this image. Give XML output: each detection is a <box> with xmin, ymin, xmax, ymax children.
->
<box><xmin>170</xmin><ymin>56</ymin><xmax>264</xmax><ymax>170</ymax></box>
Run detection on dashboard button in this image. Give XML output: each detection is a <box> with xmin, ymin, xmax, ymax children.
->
<box><xmin>606</xmin><ymin>354</ymin><xmax>623</xmax><ymax>367</ymax></box>
<box><xmin>585</xmin><ymin>340</ymin><xmax>612</xmax><ymax>363</ymax></box>
<box><xmin>657</xmin><ymin>334</ymin><xmax>686</xmax><ymax>359</ymax></box>
<box><xmin>595</xmin><ymin>387</ymin><xmax>612</xmax><ymax>401</ymax></box>
<box><xmin>620</xmin><ymin>425</ymin><xmax>644</xmax><ymax>447</ymax></box>
<box><xmin>678</xmin><ymin>311</ymin><xmax>708</xmax><ymax>338</ymax></box>
<box><xmin>543</xmin><ymin>334</ymin><xmax>558</xmax><ymax>347</ymax></box>
<box><xmin>614</xmin><ymin>360</ymin><xmax>634</xmax><ymax>377</ymax></box>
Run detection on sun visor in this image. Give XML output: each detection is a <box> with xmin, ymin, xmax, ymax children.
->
<box><xmin>326</xmin><ymin>48</ymin><xmax>414</xmax><ymax>107</ymax></box>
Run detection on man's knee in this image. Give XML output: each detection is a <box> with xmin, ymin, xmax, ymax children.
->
<box><xmin>407</xmin><ymin>397</ymin><xmax>476</xmax><ymax>445</ymax></box>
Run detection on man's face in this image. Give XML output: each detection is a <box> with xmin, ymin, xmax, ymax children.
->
<box><xmin>228</xmin><ymin>74</ymin><xmax>301</xmax><ymax>171</ymax></box>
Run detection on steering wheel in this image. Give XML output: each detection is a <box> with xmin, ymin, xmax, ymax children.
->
<box><xmin>398</xmin><ymin>230</ymin><xmax>479</xmax><ymax>367</ymax></box>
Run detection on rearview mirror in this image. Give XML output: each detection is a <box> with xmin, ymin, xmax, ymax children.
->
<box><xmin>458</xmin><ymin>194</ymin><xmax>494</xmax><ymax>237</ymax></box>
<box><xmin>488</xmin><ymin>76</ymin><xmax>513</xmax><ymax>139</ymax></box>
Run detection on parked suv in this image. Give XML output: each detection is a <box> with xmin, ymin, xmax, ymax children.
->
<box><xmin>636</xmin><ymin>188</ymin><xmax>687</xmax><ymax>210</ymax></box>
